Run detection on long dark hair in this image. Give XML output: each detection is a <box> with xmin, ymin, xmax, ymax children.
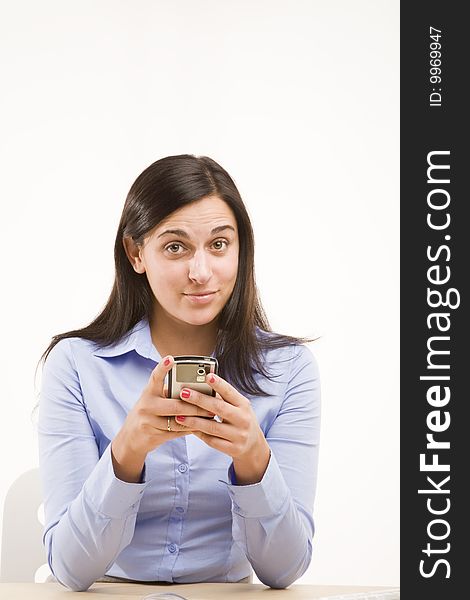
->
<box><xmin>38</xmin><ymin>154</ymin><xmax>312</xmax><ymax>396</ymax></box>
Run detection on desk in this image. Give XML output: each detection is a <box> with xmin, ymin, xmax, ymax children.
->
<box><xmin>0</xmin><ymin>582</ymin><xmax>399</xmax><ymax>599</ymax></box>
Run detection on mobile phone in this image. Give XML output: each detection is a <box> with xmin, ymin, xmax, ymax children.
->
<box><xmin>168</xmin><ymin>355</ymin><xmax>218</xmax><ymax>399</ymax></box>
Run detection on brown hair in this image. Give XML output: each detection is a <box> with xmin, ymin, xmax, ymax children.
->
<box><xmin>38</xmin><ymin>154</ymin><xmax>311</xmax><ymax>396</ymax></box>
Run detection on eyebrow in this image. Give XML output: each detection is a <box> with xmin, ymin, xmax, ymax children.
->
<box><xmin>157</xmin><ymin>225</ymin><xmax>236</xmax><ymax>239</ymax></box>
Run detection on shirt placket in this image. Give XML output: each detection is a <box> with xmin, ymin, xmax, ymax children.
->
<box><xmin>157</xmin><ymin>437</ymin><xmax>190</xmax><ymax>581</ymax></box>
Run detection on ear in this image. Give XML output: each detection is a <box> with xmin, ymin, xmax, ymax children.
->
<box><xmin>123</xmin><ymin>236</ymin><xmax>146</xmax><ymax>274</ymax></box>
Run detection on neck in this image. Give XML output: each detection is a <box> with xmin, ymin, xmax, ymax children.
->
<box><xmin>149</xmin><ymin>310</ymin><xmax>218</xmax><ymax>358</ymax></box>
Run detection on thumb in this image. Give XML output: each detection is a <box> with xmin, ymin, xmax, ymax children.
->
<box><xmin>149</xmin><ymin>355</ymin><xmax>174</xmax><ymax>397</ymax></box>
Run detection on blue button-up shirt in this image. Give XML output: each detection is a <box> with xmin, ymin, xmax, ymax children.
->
<box><xmin>38</xmin><ymin>318</ymin><xmax>321</xmax><ymax>591</ymax></box>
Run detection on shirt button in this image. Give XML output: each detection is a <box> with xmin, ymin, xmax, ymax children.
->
<box><xmin>176</xmin><ymin>506</ymin><xmax>184</xmax><ymax>513</ymax></box>
<box><xmin>178</xmin><ymin>464</ymin><xmax>188</xmax><ymax>473</ymax></box>
<box><xmin>168</xmin><ymin>543</ymin><xmax>178</xmax><ymax>553</ymax></box>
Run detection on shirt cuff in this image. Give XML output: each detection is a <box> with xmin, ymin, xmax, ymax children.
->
<box><xmin>223</xmin><ymin>451</ymin><xmax>289</xmax><ymax>518</ymax></box>
<box><xmin>83</xmin><ymin>443</ymin><xmax>149</xmax><ymax>519</ymax></box>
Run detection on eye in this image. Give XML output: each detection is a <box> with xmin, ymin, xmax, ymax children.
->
<box><xmin>165</xmin><ymin>242</ymin><xmax>186</xmax><ymax>255</ymax></box>
<box><xmin>211</xmin><ymin>239</ymin><xmax>228</xmax><ymax>251</ymax></box>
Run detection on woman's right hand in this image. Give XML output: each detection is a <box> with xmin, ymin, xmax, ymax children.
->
<box><xmin>110</xmin><ymin>355</ymin><xmax>213</xmax><ymax>482</ymax></box>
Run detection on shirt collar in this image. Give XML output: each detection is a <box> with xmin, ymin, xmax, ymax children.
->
<box><xmin>92</xmin><ymin>317</ymin><xmax>160</xmax><ymax>362</ymax></box>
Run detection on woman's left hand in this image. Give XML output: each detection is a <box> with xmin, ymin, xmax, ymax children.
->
<box><xmin>174</xmin><ymin>373</ymin><xmax>271</xmax><ymax>484</ymax></box>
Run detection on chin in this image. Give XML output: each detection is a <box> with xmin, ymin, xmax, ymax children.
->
<box><xmin>183</xmin><ymin>315</ymin><xmax>217</xmax><ymax>327</ymax></box>
<box><xmin>177</xmin><ymin>308</ymin><xmax>219</xmax><ymax>327</ymax></box>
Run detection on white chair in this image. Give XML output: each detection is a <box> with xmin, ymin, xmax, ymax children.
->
<box><xmin>1</xmin><ymin>468</ymin><xmax>49</xmax><ymax>582</ymax></box>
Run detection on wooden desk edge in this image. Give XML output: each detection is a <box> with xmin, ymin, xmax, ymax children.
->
<box><xmin>0</xmin><ymin>581</ymin><xmax>400</xmax><ymax>599</ymax></box>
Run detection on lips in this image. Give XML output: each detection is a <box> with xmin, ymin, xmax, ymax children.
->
<box><xmin>183</xmin><ymin>291</ymin><xmax>218</xmax><ymax>304</ymax></box>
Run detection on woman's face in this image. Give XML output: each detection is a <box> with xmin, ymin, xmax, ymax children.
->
<box><xmin>133</xmin><ymin>195</ymin><xmax>239</xmax><ymax>328</ymax></box>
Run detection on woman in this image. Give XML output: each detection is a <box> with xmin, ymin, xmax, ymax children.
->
<box><xmin>38</xmin><ymin>154</ymin><xmax>321</xmax><ymax>591</ymax></box>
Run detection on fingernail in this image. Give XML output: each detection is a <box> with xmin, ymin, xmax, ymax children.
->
<box><xmin>209</xmin><ymin>374</ymin><xmax>216</xmax><ymax>384</ymax></box>
<box><xmin>164</xmin><ymin>357</ymin><xmax>171</xmax><ymax>366</ymax></box>
<box><xmin>181</xmin><ymin>389</ymin><xmax>191</xmax><ymax>399</ymax></box>
<box><xmin>175</xmin><ymin>415</ymin><xmax>185</xmax><ymax>422</ymax></box>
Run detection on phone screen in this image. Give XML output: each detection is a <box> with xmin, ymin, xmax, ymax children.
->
<box><xmin>176</xmin><ymin>363</ymin><xmax>213</xmax><ymax>383</ymax></box>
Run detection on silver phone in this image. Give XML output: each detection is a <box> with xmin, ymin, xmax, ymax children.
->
<box><xmin>168</xmin><ymin>355</ymin><xmax>218</xmax><ymax>399</ymax></box>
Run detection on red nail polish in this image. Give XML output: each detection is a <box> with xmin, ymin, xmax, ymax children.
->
<box><xmin>209</xmin><ymin>375</ymin><xmax>215</xmax><ymax>384</ymax></box>
<box><xmin>164</xmin><ymin>357</ymin><xmax>171</xmax><ymax>366</ymax></box>
<box><xmin>181</xmin><ymin>389</ymin><xmax>191</xmax><ymax>399</ymax></box>
<box><xmin>176</xmin><ymin>415</ymin><xmax>185</xmax><ymax>422</ymax></box>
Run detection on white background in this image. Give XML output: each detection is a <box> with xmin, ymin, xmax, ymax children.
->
<box><xmin>0</xmin><ymin>0</ymin><xmax>399</xmax><ymax>587</ymax></box>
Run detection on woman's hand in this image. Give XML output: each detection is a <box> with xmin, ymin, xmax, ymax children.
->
<box><xmin>111</xmin><ymin>355</ymin><xmax>214</xmax><ymax>482</ymax></box>
<box><xmin>174</xmin><ymin>373</ymin><xmax>271</xmax><ymax>485</ymax></box>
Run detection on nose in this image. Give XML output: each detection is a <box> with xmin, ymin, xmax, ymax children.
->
<box><xmin>188</xmin><ymin>250</ymin><xmax>212</xmax><ymax>285</ymax></box>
